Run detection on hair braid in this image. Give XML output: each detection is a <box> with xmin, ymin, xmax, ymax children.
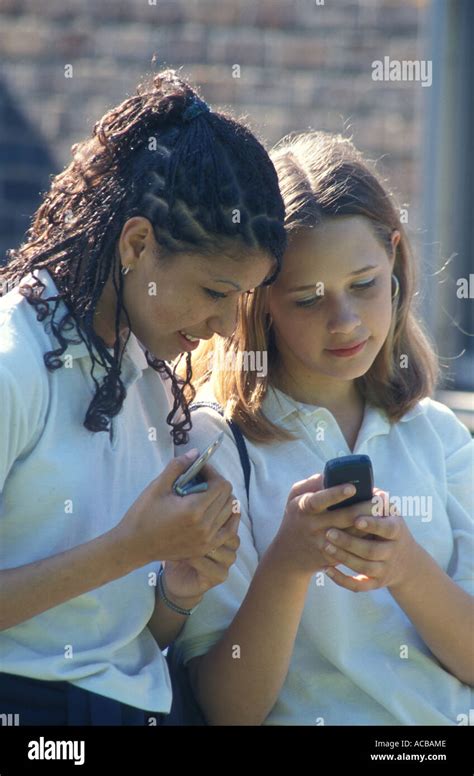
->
<box><xmin>2</xmin><ymin>69</ymin><xmax>286</xmax><ymax>444</ymax></box>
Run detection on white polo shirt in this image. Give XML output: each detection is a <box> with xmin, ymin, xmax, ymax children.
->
<box><xmin>173</xmin><ymin>385</ymin><xmax>474</xmax><ymax>725</ymax></box>
<box><xmin>0</xmin><ymin>268</ymin><xmax>174</xmax><ymax>712</ymax></box>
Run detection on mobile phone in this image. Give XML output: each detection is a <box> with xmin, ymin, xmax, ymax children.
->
<box><xmin>323</xmin><ymin>454</ymin><xmax>374</xmax><ymax>511</ymax></box>
<box><xmin>172</xmin><ymin>432</ymin><xmax>225</xmax><ymax>496</ymax></box>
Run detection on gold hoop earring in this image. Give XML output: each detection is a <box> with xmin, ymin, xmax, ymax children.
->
<box><xmin>391</xmin><ymin>274</ymin><xmax>400</xmax><ymax>301</ymax></box>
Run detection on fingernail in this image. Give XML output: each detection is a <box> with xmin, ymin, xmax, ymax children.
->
<box><xmin>357</xmin><ymin>518</ymin><xmax>368</xmax><ymax>529</ymax></box>
<box><xmin>327</xmin><ymin>529</ymin><xmax>338</xmax><ymax>541</ymax></box>
<box><xmin>343</xmin><ymin>485</ymin><xmax>355</xmax><ymax>495</ymax></box>
<box><xmin>184</xmin><ymin>448</ymin><xmax>199</xmax><ymax>460</ymax></box>
<box><xmin>325</xmin><ymin>544</ymin><xmax>337</xmax><ymax>554</ymax></box>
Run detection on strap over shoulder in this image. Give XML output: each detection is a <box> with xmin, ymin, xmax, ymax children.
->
<box><xmin>189</xmin><ymin>401</ymin><xmax>251</xmax><ymax>502</ymax></box>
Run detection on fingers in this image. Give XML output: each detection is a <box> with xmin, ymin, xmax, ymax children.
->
<box><xmin>199</xmin><ymin>461</ymin><xmax>226</xmax><ymax>485</ymax></box>
<box><xmin>204</xmin><ymin>543</ymin><xmax>238</xmax><ymax>566</ymax></box>
<box><xmin>299</xmin><ymin>483</ymin><xmax>356</xmax><ymax>514</ymax></box>
<box><xmin>322</xmin><ymin>540</ymin><xmax>384</xmax><ymax>577</ymax></box>
<box><xmin>325</xmin><ymin>566</ymin><xmax>377</xmax><ymax>592</ymax></box>
<box><xmin>218</xmin><ymin>529</ymin><xmax>241</xmax><ymax>552</ymax></box>
<box><xmin>319</xmin><ymin>515</ymin><xmax>403</xmax><ymax>575</ymax></box>
<box><xmin>371</xmin><ymin>489</ymin><xmax>394</xmax><ymax>517</ymax></box>
<box><xmin>185</xmin><ymin>462</ymin><xmax>234</xmax><ymax>510</ymax></box>
<box><xmin>212</xmin><ymin>509</ymin><xmax>240</xmax><ymax>548</ymax></box>
<box><xmin>200</xmin><ymin>482</ymin><xmax>235</xmax><ymax>530</ymax></box>
<box><xmin>322</xmin><ymin>527</ymin><xmax>392</xmax><ymax>562</ymax></box>
<box><xmin>344</xmin><ymin>525</ymin><xmax>376</xmax><ymax>540</ymax></box>
<box><xmin>354</xmin><ymin>514</ymin><xmax>400</xmax><ymax>540</ymax></box>
<box><xmin>189</xmin><ymin>544</ymin><xmax>237</xmax><ymax>581</ymax></box>
<box><xmin>216</xmin><ymin>492</ymin><xmax>240</xmax><ymax>532</ymax></box>
<box><xmin>289</xmin><ymin>473</ymin><xmax>324</xmax><ymax>499</ymax></box>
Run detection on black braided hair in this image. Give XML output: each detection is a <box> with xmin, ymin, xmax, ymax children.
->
<box><xmin>2</xmin><ymin>70</ymin><xmax>287</xmax><ymax>445</ymax></box>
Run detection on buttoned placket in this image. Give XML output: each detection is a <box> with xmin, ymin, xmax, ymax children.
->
<box><xmin>63</xmin><ymin>335</ymin><xmax>148</xmax><ymax>451</ymax></box>
<box><xmin>107</xmin><ymin>338</ymin><xmax>149</xmax><ymax>450</ymax></box>
<box><xmin>284</xmin><ymin>402</ymin><xmax>393</xmax><ymax>463</ymax></box>
<box><xmin>108</xmin><ymin>355</ymin><xmax>139</xmax><ymax>449</ymax></box>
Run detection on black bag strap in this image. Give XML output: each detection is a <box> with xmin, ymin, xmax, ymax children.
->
<box><xmin>189</xmin><ymin>401</ymin><xmax>251</xmax><ymax>502</ymax></box>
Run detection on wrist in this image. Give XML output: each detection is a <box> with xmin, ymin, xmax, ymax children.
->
<box><xmin>389</xmin><ymin>539</ymin><xmax>425</xmax><ymax>595</ymax></box>
<box><xmin>104</xmin><ymin>525</ymin><xmax>143</xmax><ymax>575</ymax></box>
<box><xmin>160</xmin><ymin>567</ymin><xmax>204</xmax><ymax>612</ymax></box>
<box><xmin>264</xmin><ymin>541</ymin><xmax>314</xmax><ymax>585</ymax></box>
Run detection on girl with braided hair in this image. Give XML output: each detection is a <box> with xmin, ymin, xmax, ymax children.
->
<box><xmin>0</xmin><ymin>70</ymin><xmax>286</xmax><ymax>724</ymax></box>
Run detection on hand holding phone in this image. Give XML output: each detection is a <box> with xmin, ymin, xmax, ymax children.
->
<box><xmin>172</xmin><ymin>432</ymin><xmax>225</xmax><ymax>496</ymax></box>
<box><xmin>323</xmin><ymin>454</ymin><xmax>374</xmax><ymax>511</ymax></box>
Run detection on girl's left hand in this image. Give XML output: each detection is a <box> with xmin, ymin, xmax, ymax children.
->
<box><xmin>162</xmin><ymin>527</ymin><xmax>240</xmax><ymax>604</ymax></box>
<box><xmin>322</xmin><ymin>495</ymin><xmax>420</xmax><ymax>592</ymax></box>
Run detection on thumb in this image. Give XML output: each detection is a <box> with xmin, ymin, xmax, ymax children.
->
<box><xmin>160</xmin><ymin>449</ymin><xmax>200</xmax><ymax>490</ymax></box>
<box><xmin>372</xmin><ymin>488</ymin><xmax>390</xmax><ymax>517</ymax></box>
<box><xmin>290</xmin><ymin>472</ymin><xmax>324</xmax><ymax>499</ymax></box>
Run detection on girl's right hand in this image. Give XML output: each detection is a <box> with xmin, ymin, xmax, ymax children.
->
<box><xmin>268</xmin><ymin>473</ymin><xmax>376</xmax><ymax>578</ymax></box>
<box><xmin>114</xmin><ymin>451</ymin><xmax>239</xmax><ymax>567</ymax></box>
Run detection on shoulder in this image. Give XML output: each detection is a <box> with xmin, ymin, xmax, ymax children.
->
<box><xmin>0</xmin><ymin>283</ymin><xmax>50</xmax><ymax>413</ymax></box>
<box><xmin>187</xmin><ymin>392</ymin><xmax>233</xmax><ymax>446</ymax></box>
<box><xmin>178</xmin><ymin>391</ymin><xmax>247</xmax><ymax>477</ymax></box>
<box><xmin>399</xmin><ymin>397</ymin><xmax>472</xmax><ymax>455</ymax></box>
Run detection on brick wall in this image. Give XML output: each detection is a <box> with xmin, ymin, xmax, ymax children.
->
<box><xmin>0</xmin><ymin>0</ymin><xmax>429</xmax><ymax>259</ymax></box>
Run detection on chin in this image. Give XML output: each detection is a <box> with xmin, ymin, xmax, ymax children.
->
<box><xmin>311</xmin><ymin>356</ymin><xmax>373</xmax><ymax>381</ymax></box>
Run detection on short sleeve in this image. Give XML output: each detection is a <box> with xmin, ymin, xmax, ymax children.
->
<box><xmin>0</xmin><ymin>301</ymin><xmax>48</xmax><ymax>495</ymax></box>
<box><xmin>445</xmin><ymin>419</ymin><xmax>474</xmax><ymax>595</ymax></box>
<box><xmin>0</xmin><ymin>365</ymin><xmax>44</xmax><ymax>494</ymax></box>
<box><xmin>428</xmin><ymin>401</ymin><xmax>474</xmax><ymax>595</ymax></box>
<box><xmin>172</xmin><ymin>406</ymin><xmax>259</xmax><ymax>666</ymax></box>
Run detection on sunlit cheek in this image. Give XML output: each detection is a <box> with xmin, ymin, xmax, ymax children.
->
<box><xmin>370</xmin><ymin>293</ymin><xmax>393</xmax><ymax>340</ymax></box>
<box><xmin>279</xmin><ymin>310</ymin><xmax>323</xmax><ymax>355</ymax></box>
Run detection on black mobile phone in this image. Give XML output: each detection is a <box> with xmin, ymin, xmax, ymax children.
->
<box><xmin>323</xmin><ymin>454</ymin><xmax>374</xmax><ymax>511</ymax></box>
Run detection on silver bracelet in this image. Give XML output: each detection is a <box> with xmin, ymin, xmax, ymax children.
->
<box><xmin>157</xmin><ymin>566</ymin><xmax>201</xmax><ymax>616</ymax></box>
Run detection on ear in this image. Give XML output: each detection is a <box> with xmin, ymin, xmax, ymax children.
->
<box><xmin>118</xmin><ymin>217</ymin><xmax>156</xmax><ymax>267</ymax></box>
<box><xmin>390</xmin><ymin>230</ymin><xmax>401</xmax><ymax>267</ymax></box>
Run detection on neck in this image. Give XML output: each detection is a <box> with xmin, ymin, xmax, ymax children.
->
<box><xmin>271</xmin><ymin>365</ymin><xmax>364</xmax><ymax>419</ymax></box>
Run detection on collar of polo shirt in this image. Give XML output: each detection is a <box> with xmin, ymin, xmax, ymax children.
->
<box><xmin>263</xmin><ymin>385</ymin><xmax>424</xmax><ymax>443</ymax></box>
<box><xmin>29</xmin><ymin>268</ymin><xmax>149</xmax><ymax>377</ymax></box>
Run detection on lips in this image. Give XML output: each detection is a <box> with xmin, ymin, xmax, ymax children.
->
<box><xmin>179</xmin><ymin>330</ymin><xmax>200</xmax><ymax>343</ymax></box>
<box><xmin>329</xmin><ymin>339</ymin><xmax>366</xmax><ymax>351</ymax></box>
<box><xmin>325</xmin><ymin>339</ymin><xmax>368</xmax><ymax>357</ymax></box>
<box><xmin>178</xmin><ymin>331</ymin><xmax>201</xmax><ymax>351</ymax></box>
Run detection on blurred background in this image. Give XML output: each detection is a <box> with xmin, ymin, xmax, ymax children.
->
<box><xmin>0</xmin><ymin>0</ymin><xmax>472</xmax><ymax>426</ymax></box>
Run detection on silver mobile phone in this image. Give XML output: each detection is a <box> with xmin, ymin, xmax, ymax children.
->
<box><xmin>172</xmin><ymin>432</ymin><xmax>225</xmax><ymax>496</ymax></box>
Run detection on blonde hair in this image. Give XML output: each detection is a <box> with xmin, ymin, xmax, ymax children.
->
<box><xmin>180</xmin><ymin>131</ymin><xmax>439</xmax><ymax>444</ymax></box>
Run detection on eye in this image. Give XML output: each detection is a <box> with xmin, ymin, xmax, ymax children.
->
<box><xmin>204</xmin><ymin>288</ymin><xmax>228</xmax><ymax>301</ymax></box>
<box><xmin>352</xmin><ymin>278</ymin><xmax>375</xmax><ymax>289</ymax></box>
<box><xmin>295</xmin><ymin>296</ymin><xmax>321</xmax><ymax>308</ymax></box>
<box><xmin>351</xmin><ymin>278</ymin><xmax>376</xmax><ymax>290</ymax></box>
<box><xmin>295</xmin><ymin>278</ymin><xmax>377</xmax><ymax>308</ymax></box>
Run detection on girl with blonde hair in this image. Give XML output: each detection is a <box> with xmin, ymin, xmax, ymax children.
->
<box><xmin>171</xmin><ymin>131</ymin><xmax>473</xmax><ymax>725</ymax></box>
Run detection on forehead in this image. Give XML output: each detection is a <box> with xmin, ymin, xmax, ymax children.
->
<box><xmin>278</xmin><ymin>216</ymin><xmax>387</xmax><ymax>284</ymax></box>
<box><xmin>190</xmin><ymin>249</ymin><xmax>275</xmax><ymax>287</ymax></box>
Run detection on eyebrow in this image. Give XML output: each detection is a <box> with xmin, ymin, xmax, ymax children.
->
<box><xmin>288</xmin><ymin>265</ymin><xmax>379</xmax><ymax>292</ymax></box>
<box><xmin>212</xmin><ymin>278</ymin><xmax>242</xmax><ymax>291</ymax></box>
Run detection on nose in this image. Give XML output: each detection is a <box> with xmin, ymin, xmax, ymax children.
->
<box><xmin>326</xmin><ymin>297</ymin><xmax>361</xmax><ymax>335</ymax></box>
<box><xmin>207</xmin><ymin>300</ymin><xmax>239</xmax><ymax>339</ymax></box>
